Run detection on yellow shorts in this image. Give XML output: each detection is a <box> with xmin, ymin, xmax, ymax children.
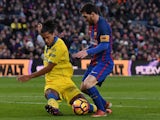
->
<box><xmin>44</xmin><ymin>76</ymin><xmax>81</xmax><ymax>104</ymax></box>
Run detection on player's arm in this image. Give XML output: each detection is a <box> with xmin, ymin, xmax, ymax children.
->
<box><xmin>72</xmin><ymin>42</ymin><xmax>109</xmax><ymax>59</ymax></box>
<box><xmin>87</xmin><ymin>20</ymin><xmax>111</xmax><ymax>55</ymax></box>
<box><xmin>30</xmin><ymin>62</ymin><xmax>55</xmax><ymax>78</ymax></box>
<box><xmin>87</xmin><ymin>42</ymin><xmax>109</xmax><ymax>55</ymax></box>
<box><xmin>72</xmin><ymin>34</ymin><xmax>110</xmax><ymax>59</ymax></box>
<box><xmin>17</xmin><ymin>62</ymin><xmax>56</xmax><ymax>82</ymax></box>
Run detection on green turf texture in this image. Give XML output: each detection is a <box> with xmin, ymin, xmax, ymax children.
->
<box><xmin>0</xmin><ymin>76</ymin><xmax>160</xmax><ymax>120</ymax></box>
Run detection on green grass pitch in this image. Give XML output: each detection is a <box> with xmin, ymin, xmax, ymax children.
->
<box><xmin>0</xmin><ymin>76</ymin><xmax>160</xmax><ymax>120</ymax></box>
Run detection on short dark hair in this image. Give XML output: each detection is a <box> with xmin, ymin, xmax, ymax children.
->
<box><xmin>41</xmin><ymin>20</ymin><xmax>57</xmax><ymax>34</ymax></box>
<box><xmin>80</xmin><ymin>3</ymin><xmax>98</xmax><ymax>14</ymax></box>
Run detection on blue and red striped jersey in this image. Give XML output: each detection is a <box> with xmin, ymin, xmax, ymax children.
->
<box><xmin>87</xmin><ymin>16</ymin><xmax>113</xmax><ymax>65</ymax></box>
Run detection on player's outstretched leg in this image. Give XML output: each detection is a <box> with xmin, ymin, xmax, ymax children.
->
<box><xmin>86</xmin><ymin>86</ymin><xmax>107</xmax><ymax>117</ymax></box>
<box><xmin>45</xmin><ymin>98</ymin><xmax>63</xmax><ymax>116</ymax></box>
<box><xmin>88</xmin><ymin>103</ymin><xmax>97</xmax><ymax>113</ymax></box>
<box><xmin>45</xmin><ymin>104</ymin><xmax>63</xmax><ymax>116</ymax></box>
<box><xmin>45</xmin><ymin>89</ymin><xmax>63</xmax><ymax>116</ymax></box>
<box><xmin>83</xmin><ymin>89</ymin><xmax>113</xmax><ymax>115</ymax></box>
<box><xmin>105</xmin><ymin>102</ymin><xmax>112</xmax><ymax>114</ymax></box>
<box><xmin>98</xmin><ymin>95</ymin><xmax>113</xmax><ymax>114</ymax></box>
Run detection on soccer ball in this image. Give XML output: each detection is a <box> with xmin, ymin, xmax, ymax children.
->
<box><xmin>72</xmin><ymin>98</ymin><xmax>89</xmax><ymax>115</ymax></box>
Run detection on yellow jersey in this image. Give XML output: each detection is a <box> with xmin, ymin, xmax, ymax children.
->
<box><xmin>43</xmin><ymin>37</ymin><xmax>73</xmax><ymax>82</ymax></box>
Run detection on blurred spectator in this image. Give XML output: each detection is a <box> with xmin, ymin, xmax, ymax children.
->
<box><xmin>69</xmin><ymin>36</ymin><xmax>81</xmax><ymax>54</ymax></box>
<box><xmin>0</xmin><ymin>0</ymin><xmax>159</xmax><ymax>63</ymax></box>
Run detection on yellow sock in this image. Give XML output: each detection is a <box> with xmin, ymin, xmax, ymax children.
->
<box><xmin>48</xmin><ymin>98</ymin><xmax>59</xmax><ymax>109</ymax></box>
<box><xmin>91</xmin><ymin>104</ymin><xmax>97</xmax><ymax>112</ymax></box>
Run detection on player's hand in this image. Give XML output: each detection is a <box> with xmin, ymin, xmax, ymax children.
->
<box><xmin>17</xmin><ymin>75</ymin><xmax>31</xmax><ymax>82</ymax></box>
<box><xmin>72</xmin><ymin>50</ymin><xmax>88</xmax><ymax>59</ymax></box>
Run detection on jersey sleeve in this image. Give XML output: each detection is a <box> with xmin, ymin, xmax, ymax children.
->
<box><xmin>87</xmin><ymin>42</ymin><xmax>109</xmax><ymax>55</ymax></box>
<box><xmin>99</xmin><ymin>20</ymin><xmax>111</xmax><ymax>43</ymax></box>
<box><xmin>86</xmin><ymin>19</ymin><xmax>111</xmax><ymax>55</ymax></box>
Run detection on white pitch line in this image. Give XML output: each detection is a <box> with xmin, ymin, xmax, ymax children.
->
<box><xmin>0</xmin><ymin>95</ymin><xmax>160</xmax><ymax>101</ymax></box>
<box><xmin>113</xmin><ymin>105</ymin><xmax>150</xmax><ymax>108</ymax></box>
<box><xmin>89</xmin><ymin>96</ymin><xmax>160</xmax><ymax>101</ymax></box>
<box><xmin>105</xmin><ymin>96</ymin><xmax>160</xmax><ymax>101</ymax></box>
<box><xmin>0</xmin><ymin>96</ymin><xmax>43</xmax><ymax>98</ymax></box>
<box><xmin>0</xmin><ymin>101</ymin><xmax>159</xmax><ymax>109</ymax></box>
<box><xmin>146</xmin><ymin>113</ymin><xmax>160</xmax><ymax>116</ymax></box>
<box><xmin>0</xmin><ymin>101</ymin><xmax>45</xmax><ymax>104</ymax></box>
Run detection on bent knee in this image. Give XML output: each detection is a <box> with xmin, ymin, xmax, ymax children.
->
<box><xmin>80</xmin><ymin>82</ymin><xmax>90</xmax><ymax>91</ymax></box>
<box><xmin>82</xmin><ymin>76</ymin><xmax>98</xmax><ymax>90</ymax></box>
<box><xmin>45</xmin><ymin>88</ymin><xmax>60</xmax><ymax>99</ymax></box>
<box><xmin>81</xmin><ymin>81</ymin><xmax>95</xmax><ymax>90</ymax></box>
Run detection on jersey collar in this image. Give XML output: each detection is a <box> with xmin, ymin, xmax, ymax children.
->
<box><xmin>47</xmin><ymin>36</ymin><xmax>58</xmax><ymax>48</ymax></box>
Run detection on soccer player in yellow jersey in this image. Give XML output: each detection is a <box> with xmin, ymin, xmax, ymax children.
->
<box><xmin>17</xmin><ymin>20</ymin><xmax>96</xmax><ymax>116</ymax></box>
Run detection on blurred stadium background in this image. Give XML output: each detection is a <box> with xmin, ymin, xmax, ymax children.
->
<box><xmin>0</xmin><ymin>0</ymin><xmax>159</xmax><ymax>76</ymax></box>
<box><xmin>0</xmin><ymin>0</ymin><xmax>160</xmax><ymax>119</ymax></box>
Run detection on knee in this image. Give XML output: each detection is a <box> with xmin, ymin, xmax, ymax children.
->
<box><xmin>81</xmin><ymin>81</ymin><xmax>92</xmax><ymax>91</ymax></box>
<box><xmin>45</xmin><ymin>88</ymin><xmax>59</xmax><ymax>100</ymax></box>
<box><xmin>45</xmin><ymin>88</ymin><xmax>52</xmax><ymax>98</ymax></box>
<box><xmin>81</xmin><ymin>75</ymin><xmax>97</xmax><ymax>91</ymax></box>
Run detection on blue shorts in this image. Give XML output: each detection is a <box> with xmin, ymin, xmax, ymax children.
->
<box><xmin>82</xmin><ymin>61</ymin><xmax>114</xmax><ymax>86</ymax></box>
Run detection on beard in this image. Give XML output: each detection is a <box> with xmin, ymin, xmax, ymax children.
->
<box><xmin>88</xmin><ymin>18</ymin><xmax>94</xmax><ymax>25</ymax></box>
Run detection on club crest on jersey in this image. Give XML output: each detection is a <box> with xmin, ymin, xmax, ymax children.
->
<box><xmin>49</xmin><ymin>53</ymin><xmax>56</xmax><ymax>57</ymax></box>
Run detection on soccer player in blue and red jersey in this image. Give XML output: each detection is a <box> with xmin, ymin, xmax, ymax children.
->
<box><xmin>73</xmin><ymin>3</ymin><xmax>114</xmax><ymax>117</ymax></box>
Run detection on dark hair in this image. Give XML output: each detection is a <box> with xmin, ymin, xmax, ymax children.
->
<box><xmin>80</xmin><ymin>3</ymin><xmax>98</xmax><ymax>14</ymax></box>
<box><xmin>41</xmin><ymin>20</ymin><xmax>57</xmax><ymax>34</ymax></box>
